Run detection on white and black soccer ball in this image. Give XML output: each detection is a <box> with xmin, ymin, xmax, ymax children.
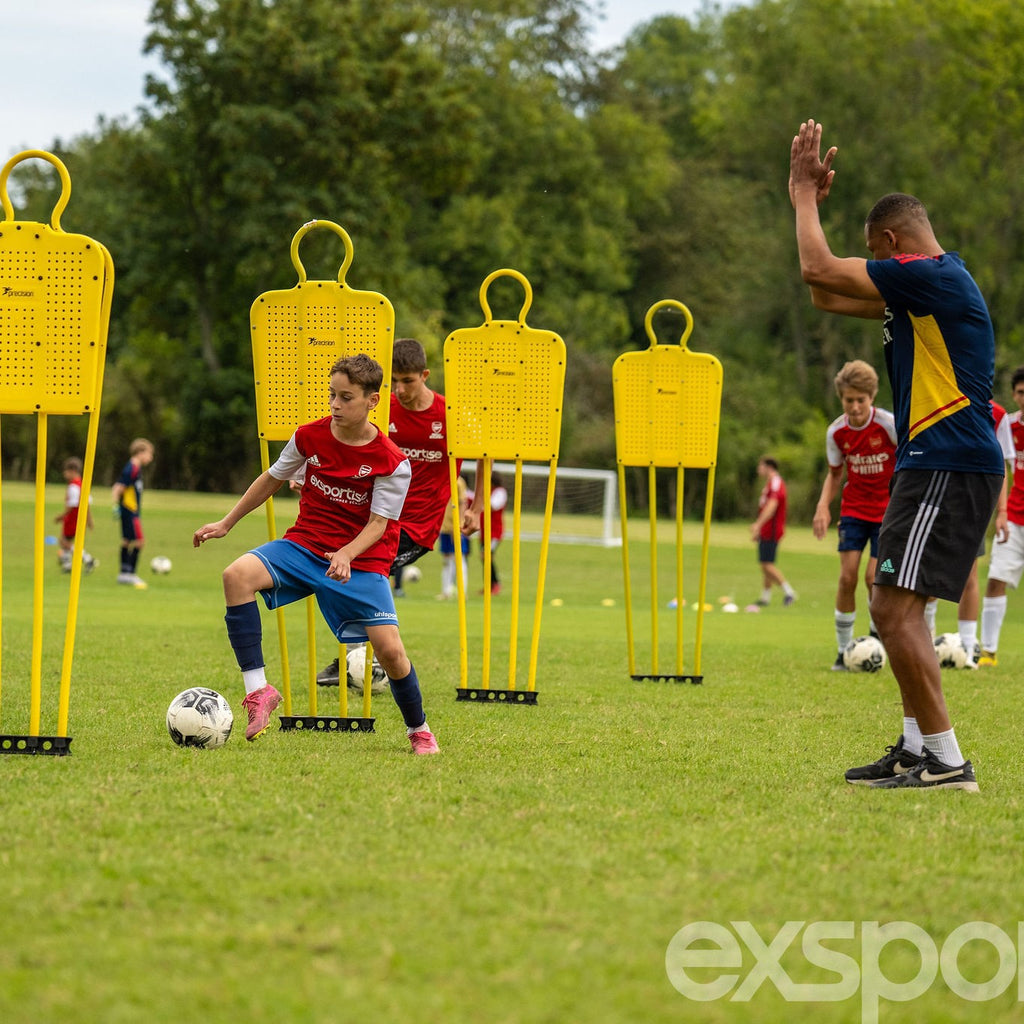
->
<box><xmin>403</xmin><ymin>564</ymin><xmax>422</xmax><ymax>584</ymax></box>
<box><xmin>346</xmin><ymin>646</ymin><xmax>390</xmax><ymax>695</ymax></box>
<box><xmin>934</xmin><ymin>632</ymin><xmax>969</xmax><ymax>669</ymax></box>
<box><xmin>150</xmin><ymin>555</ymin><xmax>173</xmax><ymax>575</ymax></box>
<box><xmin>842</xmin><ymin>635</ymin><xmax>887</xmax><ymax>673</ymax></box>
<box><xmin>166</xmin><ymin>687</ymin><xmax>233</xmax><ymax>748</ymax></box>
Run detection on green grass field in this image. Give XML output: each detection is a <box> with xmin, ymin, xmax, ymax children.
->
<box><xmin>2</xmin><ymin>482</ymin><xmax>1024</xmax><ymax>1024</ymax></box>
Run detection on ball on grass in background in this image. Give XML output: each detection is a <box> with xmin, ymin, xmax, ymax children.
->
<box><xmin>346</xmin><ymin>646</ymin><xmax>390</xmax><ymax>694</ymax></box>
<box><xmin>403</xmin><ymin>564</ymin><xmax>422</xmax><ymax>584</ymax></box>
<box><xmin>166</xmin><ymin>687</ymin><xmax>233</xmax><ymax>748</ymax></box>
<box><xmin>150</xmin><ymin>555</ymin><xmax>173</xmax><ymax>574</ymax></box>
<box><xmin>842</xmin><ymin>635</ymin><xmax>887</xmax><ymax>673</ymax></box>
<box><xmin>934</xmin><ymin>632</ymin><xmax>969</xmax><ymax>669</ymax></box>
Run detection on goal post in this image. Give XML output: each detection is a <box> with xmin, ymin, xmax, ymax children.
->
<box><xmin>461</xmin><ymin>462</ymin><xmax>620</xmax><ymax>547</ymax></box>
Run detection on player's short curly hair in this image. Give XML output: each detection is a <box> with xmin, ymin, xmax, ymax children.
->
<box><xmin>330</xmin><ymin>353</ymin><xmax>383</xmax><ymax>394</ymax></box>
<box><xmin>866</xmin><ymin>193</ymin><xmax>929</xmax><ymax>232</ymax></box>
<box><xmin>834</xmin><ymin>359</ymin><xmax>879</xmax><ymax>399</ymax></box>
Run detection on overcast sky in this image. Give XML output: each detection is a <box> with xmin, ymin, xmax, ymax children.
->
<box><xmin>2</xmin><ymin>1</ymin><xmax>714</xmax><ymax>161</ymax></box>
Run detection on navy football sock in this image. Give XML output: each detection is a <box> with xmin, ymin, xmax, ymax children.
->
<box><xmin>224</xmin><ymin>602</ymin><xmax>264</xmax><ymax>671</ymax></box>
<box><xmin>388</xmin><ymin>663</ymin><xmax>426</xmax><ymax>729</ymax></box>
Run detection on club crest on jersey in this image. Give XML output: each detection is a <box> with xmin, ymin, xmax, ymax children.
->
<box><xmin>431</xmin><ymin>421</ymin><xmax>443</xmax><ymax>439</ymax></box>
<box><xmin>357</xmin><ymin>464</ymin><xmax>373</xmax><ymax>477</ymax></box>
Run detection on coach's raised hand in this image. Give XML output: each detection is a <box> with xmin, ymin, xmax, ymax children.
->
<box><xmin>789</xmin><ymin>118</ymin><xmax>837</xmax><ymax>208</ymax></box>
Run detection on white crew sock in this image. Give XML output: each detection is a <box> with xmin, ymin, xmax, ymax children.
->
<box><xmin>835</xmin><ymin>610</ymin><xmax>857</xmax><ymax>653</ymax></box>
<box><xmin>922</xmin><ymin>728</ymin><xmax>965</xmax><ymax>767</ymax></box>
<box><xmin>923</xmin><ymin>599</ymin><xmax>937</xmax><ymax>637</ymax></box>
<box><xmin>902</xmin><ymin>717</ymin><xmax>923</xmax><ymax>755</ymax></box>
<box><xmin>407</xmin><ymin>720</ymin><xmax>431</xmax><ymax>736</ymax></box>
<box><xmin>760</xmin><ymin>587</ymin><xmax>772</xmax><ymax>604</ymax></box>
<box><xmin>242</xmin><ymin>668</ymin><xmax>269</xmax><ymax>694</ymax></box>
<box><xmin>782</xmin><ymin>581</ymin><xmax>796</xmax><ymax>598</ymax></box>
<box><xmin>981</xmin><ymin>595</ymin><xmax>1007</xmax><ymax>653</ymax></box>
<box><xmin>957</xmin><ymin>619</ymin><xmax>978</xmax><ymax>659</ymax></box>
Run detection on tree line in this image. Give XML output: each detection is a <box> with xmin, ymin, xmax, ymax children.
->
<box><xmin>7</xmin><ymin>0</ymin><xmax>1024</xmax><ymax>523</ymax></box>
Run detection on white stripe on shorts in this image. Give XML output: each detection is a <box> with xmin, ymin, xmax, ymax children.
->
<box><xmin>896</xmin><ymin>471</ymin><xmax>950</xmax><ymax>591</ymax></box>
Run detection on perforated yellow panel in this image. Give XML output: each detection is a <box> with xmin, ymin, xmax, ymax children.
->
<box><xmin>443</xmin><ymin>271</ymin><xmax>565</xmax><ymax>461</ymax></box>
<box><xmin>250</xmin><ymin>222</ymin><xmax>394</xmax><ymax>440</ymax></box>
<box><xmin>251</xmin><ymin>285</ymin><xmax>394</xmax><ymax>439</ymax></box>
<box><xmin>613</xmin><ymin>301</ymin><xmax>722</xmax><ymax>468</ymax></box>
<box><xmin>0</xmin><ymin>222</ymin><xmax>108</xmax><ymax>414</ymax></box>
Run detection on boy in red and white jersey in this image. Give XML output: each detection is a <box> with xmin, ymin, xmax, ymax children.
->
<box><xmin>812</xmin><ymin>360</ymin><xmax>897</xmax><ymax>669</ymax></box>
<box><xmin>193</xmin><ymin>354</ymin><xmax>440</xmax><ymax>753</ymax></box>
<box><xmin>979</xmin><ymin>367</ymin><xmax>1024</xmax><ymax>665</ymax></box>
<box><xmin>55</xmin><ymin>455</ymin><xmax>98</xmax><ymax>574</ymax></box>
<box><xmin>316</xmin><ymin>338</ymin><xmax>456</xmax><ymax>685</ymax></box>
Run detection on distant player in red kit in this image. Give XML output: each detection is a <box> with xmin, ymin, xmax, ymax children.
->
<box><xmin>747</xmin><ymin>456</ymin><xmax>797</xmax><ymax>610</ymax></box>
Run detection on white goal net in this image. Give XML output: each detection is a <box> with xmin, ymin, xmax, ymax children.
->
<box><xmin>462</xmin><ymin>462</ymin><xmax>620</xmax><ymax>547</ymax></box>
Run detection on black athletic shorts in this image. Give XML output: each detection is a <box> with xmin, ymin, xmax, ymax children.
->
<box><xmin>390</xmin><ymin>529</ymin><xmax>431</xmax><ymax>572</ymax></box>
<box><xmin>874</xmin><ymin>469</ymin><xmax>1002</xmax><ymax>602</ymax></box>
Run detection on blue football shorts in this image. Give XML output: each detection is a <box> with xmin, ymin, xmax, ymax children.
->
<box><xmin>837</xmin><ymin>516</ymin><xmax>882</xmax><ymax>557</ymax></box>
<box><xmin>248</xmin><ymin>538</ymin><xmax>398</xmax><ymax>644</ymax></box>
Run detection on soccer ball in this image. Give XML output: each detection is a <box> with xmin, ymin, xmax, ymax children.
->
<box><xmin>166</xmin><ymin>687</ymin><xmax>233</xmax><ymax>748</ymax></box>
<box><xmin>150</xmin><ymin>555</ymin><xmax>173</xmax><ymax>574</ymax></box>
<box><xmin>934</xmin><ymin>632</ymin><xmax>969</xmax><ymax>669</ymax></box>
<box><xmin>346</xmin><ymin>645</ymin><xmax>390</xmax><ymax>695</ymax></box>
<box><xmin>842</xmin><ymin>635</ymin><xmax>887</xmax><ymax>673</ymax></box>
<box><xmin>403</xmin><ymin>564</ymin><xmax>422</xmax><ymax>584</ymax></box>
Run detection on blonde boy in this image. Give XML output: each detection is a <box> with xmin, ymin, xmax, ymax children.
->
<box><xmin>812</xmin><ymin>361</ymin><xmax>897</xmax><ymax>669</ymax></box>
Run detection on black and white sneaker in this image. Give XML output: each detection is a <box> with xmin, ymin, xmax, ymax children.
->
<box><xmin>844</xmin><ymin>735</ymin><xmax>923</xmax><ymax>786</ymax></box>
<box><xmin>831</xmin><ymin>652</ymin><xmax>849</xmax><ymax>672</ymax></box>
<box><xmin>316</xmin><ymin>658</ymin><xmax>340</xmax><ymax>686</ymax></box>
<box><xmin>872</xmin><ymin>750</ymin><xmax>979</xmax><ymax>792</ymax></box>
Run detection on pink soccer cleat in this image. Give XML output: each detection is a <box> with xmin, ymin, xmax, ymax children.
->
<box><xmin>409</xmin><ymin>729</ymin><xmax>440</xmax><ymax>755</ymax></box>
<box><xmin>242</xmin><ymin>684</ymin><xmax>282</xmax><ymax>742</ymax></box>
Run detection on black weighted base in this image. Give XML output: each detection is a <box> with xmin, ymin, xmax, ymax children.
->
<box><xmin>630</xmin><ymin>674</ymin><xmax>703</xmax><ymax>685</ymax></box>
<box><xmin>0</xmin><ymin>734</ymin><xmax>73</xmax><ymax>755</ymax></box>
<box><xmin>279</xmin><ymin>716</ymin><xmax>375</xmax><ymax>733</ymax></box>
<box><xmin>455</xmin><ymin>688</ymin><xmax>538</xmax><ymax>705</ymax></box>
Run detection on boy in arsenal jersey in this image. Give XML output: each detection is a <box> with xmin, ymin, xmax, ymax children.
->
<box><xmin>193</xmin><ymin>353</ymin><xmax>440</xmax><ymax>753</ymax></box>
<box><xmin>812</xmin><ymin>360</ymin><xmax>897</xmax><ymax>669</ymax></box>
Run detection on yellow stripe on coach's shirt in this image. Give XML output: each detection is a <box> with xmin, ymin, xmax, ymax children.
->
<box><xmin>907</xmin><ymin>312</ymin><xmax>970</xmax><ymax>441</ymax></box>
